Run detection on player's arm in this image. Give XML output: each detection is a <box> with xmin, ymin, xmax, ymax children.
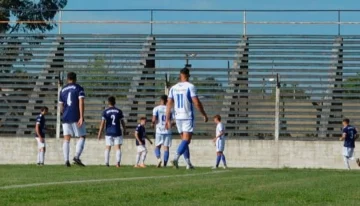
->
<box><xmin>121</xmin><ymin>119</ymin><xmax>126</xmax><ymax>136</ymax></box>
<box><xmin>151</xmin><ymin>115</ymin><xmax>157</xmax><ymax>129</ymax></box>
<box><xmin>165</xmin><ymin>99</ymin><xmax>174</xmax><ymax>129</ymax></box>
<box><xmin>145</xmin><ymin>135</ymin><xmax>153</xmax><ymax>145</ymax></box>
<box><xmin>134</xmin><ymin>131</ymin><xmax>142</xmax><ymax>145</ymax></box>
<box><xmin>340</xmin><ymin>132</ymin><xmax>346</xmax><ymax>141</ymax></box>
<box><xmin>97</xmin><ymin>119</ymin><xmax>105</xmax><ymax>140</ymax></box>
<box><xmin>192</xmin><ymin>96</ymin><xmax>208</xmax><ymax>122</ymax></box>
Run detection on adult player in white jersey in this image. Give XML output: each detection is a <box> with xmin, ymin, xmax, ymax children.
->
<box><xmin>166</xmin><ymin>67</ymin><xmax>208</xmax><ymax>169</ymax></box>
<box><xmin>152</xmin><ymin>95</ymin><xmax>174</xmax><ymax>167</ymax></box>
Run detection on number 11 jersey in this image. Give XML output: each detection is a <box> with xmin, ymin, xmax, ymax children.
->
<box><xmin>59</xmin><ymin>83</ymin><xmax>85</xmax><ymax>123</ymax></box>
<box><xmin>168</xmin><ymin>81</ymin><xmax>197</xmax><ymax>120</ymax></box>
<box><xmin>102</xmin><ymin>107</ymin><xmax>124</xmax><ymax>137</ymax></box>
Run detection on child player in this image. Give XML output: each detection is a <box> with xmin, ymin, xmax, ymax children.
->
<box><xmin>340</xmin><ymin>118</ymin><xmax>360</xmax><ymax>169</ymax></box>
<box><xmin>212</xmin><ymin>115</ymin><xmax>227</xmax><ymax>169</ymax></box>
<box><xmin>134</xmin><ymin>117</ymin><xmax>153</xmax><ymax>168</ymax></box>
<box><xmin>35</xmin><ymin>106</ymin><xmax>48</xmax><ymax>165</ymax></box>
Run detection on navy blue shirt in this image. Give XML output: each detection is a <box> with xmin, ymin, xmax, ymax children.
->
<box><xmin>102</xmin><ymin>107</ymin><xmax>124</xmax><ymax>136</ymax></box>
<box><xmin>135</xmin><ymin>124</ymin><xmax>146</xmax><ymax>146</ymax></box>
<box><xmin>35</xmin><ymin>114</ymin><xmax>46</xmax><ymax>138</ymax></box>
<box><xmin>343</xmin><ymin>125</ymin><xmax>358</xmax><ymax>148</ymax></box>
<box><xmin>59</xmin><ymin>83</ymin><xmax>85</xmax><ymax>123</ymax></box>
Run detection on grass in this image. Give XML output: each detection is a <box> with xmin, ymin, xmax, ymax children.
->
<box><xmin>0</xmin><ymin>165</ymin><xmax>360</xmax><ymax>206</ymax></box>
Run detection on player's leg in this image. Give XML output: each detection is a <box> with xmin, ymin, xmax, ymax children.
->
<box><xmin>135</xmin><ymin>146</ymin><xmax>142</xmax><ymax>168</ymax></box>
<box><xmin>35</xmin><ymin>138</ymin><xmax>41</xmax><ymax>165</ymax></box>
<box><xmin>115</xmin><ymin>136</ymin><xmax>123</xmax><ymax>167</ymax></box>
<box><xmin>62</xmin><ymin>123</ymin><xmax>73</xmax><ymax>167</ymax></box>
<box><xmin>154</xmin><ymin>133</ymin><xmax>162</xmax><ymax>167</ymax></box>
<box><xmin>163</xmin><ymin>134</ymin><xmax>171</xmax><ymax>167</ymax></box>
<box><xmin>343</xmin><ymin>147</ymin><xmax>351</xmax><ymax>169</ymax></box>
<box><xmin>73</xmin><ymin>122</ymin><xmax>86</xmax><ymax>166</ymax></box>
<box><xmin>140</xmin><ymin>146</ymin><xmax>147</xmax><ymax>168</ymax></box>
<box><xmin>184</xmin><ymin>144</ymin><xmax>194</xmax><ymax>169</ymax></box>
<box><xmin>104</xmin><ymin>136</ymin><xmax>113</xmax><ymax>167</ymax></box>
<box><xmin>219</xmin><ymin>138</ymin><xmax>227</xmax><ymax>168</ymax></box>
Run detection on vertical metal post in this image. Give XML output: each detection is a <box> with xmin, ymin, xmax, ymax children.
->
<box><xmin>165</xmin><ymin>72</ymin><xmax>170</xmax><ymax>95</ymax></box>
<box><xmin>337</xmin><ymin>10</ymin><xmax>341</xmax><ymax>36</ymax></box>
<box><xmin>56</xmin><ymin>72</ymin><xmax>63</xmax><ymax>139</ymax></box>
<box><xmin>274</xmin><ymin>73</ymin><xmax>280</xmax><ymax>142</ymax></box>
<box><xmin>58</xmin><ymin>10</ymin><xmax>63</xmax><ymax>35</ymax></box>
<box><xmin>150</xmin><ymin>10</ymin><xmax>154</xmax><ymax>35</ymax></box>
<box><xmin>243</xmin><ymin>10</ymin><xmax>247</xmax><ymax>36</ymax></box>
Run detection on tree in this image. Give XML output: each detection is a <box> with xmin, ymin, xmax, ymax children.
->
<box><xmin>0</xmin><ymin>0</ymin><xmax>67</xmax><ymax>72</ymax></box>
<box><xmin>343</xmin><ymin>73</ymin><xmax>360</xmax><ymax>99</ymax></box>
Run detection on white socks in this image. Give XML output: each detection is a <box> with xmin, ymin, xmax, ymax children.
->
<box><xmin>116</xmin><ymin>150</ymin><xmax>121</xmax><ymax>164</ymax></box>
<box><xmin>105</xmin><ymin>149</ymin><xmax>110</xmax><ymax>165</ymax></box>
<box><xmin>63</xmin><ymin>141</ymin><xmax>70</xmax><ymax>162</ymax></box>
<box><xmin>39</xmin><ymin>151</ymin><xmax>45</xmax><ymax>164</ymax></box>
<box><xmin>37</xmin><ymin>152</ymin><xmax>41</xmax><ymax>163</ymax></box>
<box><xmin>344</xmin><ymin>156</ymin><xmax>350</xmax><ymax>169</ymax></box>
<box><xmin>141</xmin><ymin>151</ymin><xmax>147</xmax><ymax>163</ymax></box>
<box><xmin>75</xmin><ymin>138</ymin><xmax>85</xmax><ymax>159</ymax></box>
<box><xmin>136</xmin><ymin>153</ymin><xmax>141</xmax><ymax>165</ymax></box>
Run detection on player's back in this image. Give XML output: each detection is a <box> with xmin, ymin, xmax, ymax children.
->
<box><xmin>344</xmin><ymin>125</ymin><xmax>358</xmax><ymax>148</ymax></box>
<box><xmin>153</xmin><ymin>105</ymin><xmax>172</xmax><ymax>134</ymax></box>
<box><xmin>35</xmin><ymin>114</ymin><xmax>46</xmax><ymax>137</ymax></box>
<box><xmin>216</xmin><ymin>122</ymin><xmax>225</xmax><ymax>139</ymax></box>
<box><xmin>169</xmin><ymin>81</ymin><xmax>196</xmax><ymax>120</ymax></box>
<box><xmin>103</xmin><ymin>107</ymin><xmax>124</xmax><ymax>136</ymax></box>
<box><xmin>60</xmin><ymin>83</ymin><xmax>85</xmax><ymax>123</ymax></box>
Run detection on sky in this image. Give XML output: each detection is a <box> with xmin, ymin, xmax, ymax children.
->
<box><xmin>57</xmin><ymin>0</ymin><xmax>360</xmax><ymax>35</ymax></box>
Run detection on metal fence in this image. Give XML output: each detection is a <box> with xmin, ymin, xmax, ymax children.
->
<box><xmin>1</xmin><ymin>33</ymin><xmax>360</xmax><ymax>140</ymax></box>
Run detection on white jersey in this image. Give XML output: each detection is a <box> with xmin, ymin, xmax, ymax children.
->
<box><xmin>153</xmin><ymin>105</ymin><xmax>174</xmax><ymax>134</ymax></box>
<box><xmin>168</xmin><ymin>81</ymin><xmax>197</xmax><ymax>120</ymax></box>
<box><xmin>216</xmin><ymin>122</ymin><xmax>225</xmax><ymax>139</ymax></box>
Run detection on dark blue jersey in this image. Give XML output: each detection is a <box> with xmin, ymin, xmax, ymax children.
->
<box><xmin>102</xmin><ymin>107</ymin><xmax>124</xmax><ymax>136</ymax></box>
<box><xmin>59</xmin><ymin>83</ymin><xmax>85</xmax><ymax>123</ymax></box>
<box><xmin>135</xmin><ymin>124</ymin><xmax>146</xmax><ymax>146</ymax></box>
<box><xmin>35</xmin><ymin>114</ymin><xmax>46</xmax><ymax>138</ymax></box>
<box><xmin>343</xmin><ymin>125</ymin><xmax>358</xmax><ymax>148</ymax></box>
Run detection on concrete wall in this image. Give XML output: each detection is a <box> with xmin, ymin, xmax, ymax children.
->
<box><xmin>0</xmin><ymin>137</ymin><xmax>357</xmax><ymax>169</ymax></box>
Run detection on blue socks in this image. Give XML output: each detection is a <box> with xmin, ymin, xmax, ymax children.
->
<box><xmin>155</xmin><ymin>147</ymin><xmax>161</xmax><ymax>159</ymax></box>
<box><xmin>221</xmin><ymin>154</ymin><xmax>227</xmax><ymax>166</ymax></box>
<box><xmin>184</xmin><ymin>145</ymin><xmax>190</xmax><ymax>159</ymax></box>
<box><xmin>177</xmin><ymin>140</ymin><xmax>189</xmax><ymax>156</ymax></box>
<box><xmin>164</xmin><ymin>150</ymin><xmax>169</xmax><ymax>166</ymax></box>
<box><xmin>216</xmin><ymin>155</ymin><xmax>221</xmax><ymax>167</ymax></box>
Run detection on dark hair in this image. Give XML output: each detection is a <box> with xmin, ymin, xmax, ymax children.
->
<box><xmin>213</xmin><ymin>114</ymin><xmax>221</xmax><ymax>121</ymax></box>
<box><xmin>180</xmin><ymin>67</ymin><xmax>190</xmax><ymax>77</ymax></box>
<box><xmin>41</xmin><ymin>106</ymin><xmax>49</xmax><ymax>112</ymax></box>
<box><xmin>160</xmin><ymin>95</ymin><xmax>168</xmax><ymax>104</ymax></box>
<box><xmin>140</xmin><ymin>117</ymin><xmax>147</xmax><ymax>121</ymax></box>
<box><xmin>67</xmin><ymin>72</ymin><xmax>77</xmax><ymax>81</ymax></box>
<box><xmin>108</xmin><ymin>96</ymin><xmax>116</xmax><ymax>106</ymax></box>
<box><xmin>343</xmin><ymin>118</ymin><xmax>350</xmax><ymax>124</ymax></box>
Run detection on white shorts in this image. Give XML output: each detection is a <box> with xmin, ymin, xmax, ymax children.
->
<box><xmin>216</xmin><ymin>138</ymin><xmax>225</xmax><ymax>152</ymax></box>
<box><xmin>176</xmin><ymin>119</ymin><xmax>194</xmax><ymax>133</ymax></box>
<box><xmin>343</xmin><ymin>147</ymin><xmax>355</xmax><ymax>159</ymax></box>
<box><xmin>137</xmin><ymin>145</ymin><xmax>147</xmax><ymax>153</ymax></box>
<box><xmin>155</xmin><ymin>133</ymin><xmax>172</xmax><ymax>147</ymax></box>
<box><xmin>105</xmin><ymin>136</ymin><xmax>123</xmax><ymax>146</ymax></box>
<box><xmin>35</xmin><ymin>138</ymin><xmax>46</xmax><ymax>149</ymax></box>
<box><xmin>62</xmin><ymin>122</ymin><xmax>86</xmax><ymax>137</ymax></box>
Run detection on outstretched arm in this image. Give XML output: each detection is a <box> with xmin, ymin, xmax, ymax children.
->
<box><xmin>165</xmin><ymin>99</ymin><xmax>174</xmax><ymax>129</ymax></box>
<box><xmin>192</xmin><ymin>96</ymin><xmax>208</xmax><ymax>122</ymax></box>
<box><xmin>97</xmin><ymin>120</ymin><xmax>105</xmax><ymax>140</ymax></box>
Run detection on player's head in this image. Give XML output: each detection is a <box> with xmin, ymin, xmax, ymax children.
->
<box><xmin>67</xmin><ymin>72</ymin><xmax>77</xmax><ymax>83</ymax></box>
<box><xmin>179</xmin><ymin>67</ymin><xmax>190</xmax><ymax>82</ymax></box>
<box><xmin>108</xmin><ymin>96</ymin><xmax>116</xmax><ymax>106</ymax></box>
<box><xmin>213</xmin><ymin>114</ymin><xmax>221</xmax><ymax>123</ymax></box>
<box><xmin>140</xmin><ymin>116</ymin><xmax>147</xmax><ymax>125</ymax></box>
<box><xmin>160</xmin><ymin>95</ymin><xmax>168</xmax><ymax>105</ymax></box>
<box><xmin>40</xmin><ymin>106</ymin><xmax>49</xmax><ymax>115</ymax></box>
<box><xmin>343</xmin><ymin>118</ymin><xmax>350</xmax><ymax>126</ymax></box>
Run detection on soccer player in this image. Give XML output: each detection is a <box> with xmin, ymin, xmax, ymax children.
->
<box><xmin>59</xmin><ymin>72</ymin><xmax>86</xmax><ymax>167</ymax></box>
<box><xmin>151</xmin><ymin>95</ymin><xmax>174</xmax><ymax>167</ymax></box>
<box><xmin>97</xmin><ymin>96</ymin><xmax>126</xmax><ymax>167</ymax></box>
<box><xmin>35</xmin><ymin>106</ymin><xmax>48</xmax><ymax>165</ymax></box>
<box><xmin>212</xmin><ymin>115</ymin><xmax>227</xmax><ymax>169</ymax></box>
<box><xmin>134</xmin><ymin>117</ymin><xmax>153</xmax><ymax>168</ymax></box>
<box><xmin>166</xmin><ymin>67</ymin><xmax>208</xmax><ymax>169</ymax></box>
<box><xmin>340</xmin><ymin>118</ymin><xmax>360</xmax><ymax>170</ymax></box>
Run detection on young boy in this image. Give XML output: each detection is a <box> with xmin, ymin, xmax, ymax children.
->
<box><xmin>134</xmin><ymin>117</ymin><xmax>153</xmax><ymax>168</ymax></box>
<box><xmin>97</xmin><ymin>96</ymin><xmax>126</xmax><ymax>167</ymax></box>
<box><xmin>35</xmin><ymin>106</ymin><xmax>48</xmax><ymax>165</ymax></box>
<box><xmin>340</xmin><ymin>118</ymin><xmax>360</xmax><ymax>170</ymax></box>
<box><xmin>212</xmin><ymin>115</ymin><xmax>227</xmax><ymax>169</ymax></box>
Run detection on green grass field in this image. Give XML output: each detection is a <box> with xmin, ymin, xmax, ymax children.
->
<box><xmin>0</xmin><ymin>165</ymin><xmax>359</xmax><ymax>206</ymax></box>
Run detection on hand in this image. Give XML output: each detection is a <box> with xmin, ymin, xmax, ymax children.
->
<box><xmin>123</xmin><ymin>130</ymin><xmax>126</xmax><ymax>137</ymax></box>
<box><xmin>97</xmin><ymin>134</ymin><xmax>102</xmax><ymax>140</ymax></box>
<box><xmin>138</xmin><ymin>141</ymin><xmax>143</xmax><ymax>145</ymax></box>
<box><xmin>77</xmin><ymin>117</ymin><xmax>84</xmax><ymax>128</ymax></box>
<box><xmin>203</xmin><ymin>115</ymin><xmax>208</xmax><ymax>123</ymax></box>
<box><xmin>39</xmin><ymin>137</ymin><xmax>44</xmax><ymax>143</ymax></box>
<box><xmin>212</xmin><ymin>138</ymin><xmax>216</xmax><ymax>143</ymax></box>
<box><xmin>165</xmin><ymin>121</ymin><xmax>171</xmax><ymax>130</ymax></box>
<box><xmin>150</xmin><ymin>123</ymin><xmax>154</xmax><ymax>129</ymax></box>
<box><xmin>150</xmin><ymin>141</ymin><xmax>153</xmax><ymax>145</ymax></box>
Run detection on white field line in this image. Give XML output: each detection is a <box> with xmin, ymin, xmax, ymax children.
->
<box><xmin>0</xmin><ymin>170</ymin><xmax>228</xmax><ymax>190</ymax></box>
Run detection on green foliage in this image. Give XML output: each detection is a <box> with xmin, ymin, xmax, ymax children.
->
<box><xmin>343</xmin><ymin>73</ymin><xmax>360</xmax><ymax>99</ymax></box>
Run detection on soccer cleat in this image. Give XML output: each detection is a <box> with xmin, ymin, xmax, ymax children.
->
<box><xmin>211</xmin><ymin>166</ymin><xmax>218</xmax><ymax>170</ymax></box>
<box><xmin>157</xmin><ymin>159</ymin><xmax>162</xmax><ymax>168</ymax></box>
<box><xmin>105</xmin><ymin>163</ymin><xmax>110</xmax><ymax>167</ymax></box>
<box><xmin>65</xmin><ymin>161</ymin><xmax>71</xmax><ymax>167</ymax></box>
<box><xmin>172</xmin><ymin>160</ymin><xmax>179</xmax><ymax>169</ymax></box>
<box><xmin>37</xmin><ymin>163</ymin><xmax>41</xmax><ymax>166</ymax></box>
<box><xmin>139</xmin><ymin>164</ymin><xmax>146</xmax><ymax>168</ymax></box>
<box><xmin>223</xmin><ymin>165</ymin><xmax>228</xmax><ymax>169</ymax></box>
<box><xmin>186</xmin><ymin>164</ymin><xmax>195</xmax><ymax>170</ymax></box>
<box><xmin>134</xmin><ymin>165</ymin><xmax>140</xmax><ymax>168</ymax></box>
<box><xmin>116</xmin><ymin>163</ymin><xmax>120</xmax><ymax>168</ymax></box>
<box><xmin>73</xmin><ymin>157</ymin><xmax>86</xmax><ymax>167</ymax></box>
<box><xmin>357</xmin><ymin>158</ymin><xmax>360</xmax><ymax>167</ymax></box>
